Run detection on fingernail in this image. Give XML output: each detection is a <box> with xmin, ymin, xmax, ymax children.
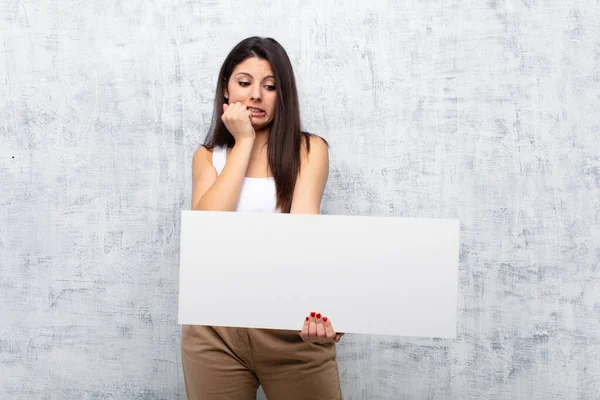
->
<box><xmin>306</xmin><ymin>316</ymin><xmax>309</xmax><ymax>321</ymax></box>
<box><xmin>316</xmin><ymin>313</ymin><xmax>321</xmax><ymax>319</ymax></box>
<box><xmin>323</xmin><ymin>316</ymin><xmax>328</xmax><ymax>322</ymax></box>
<box><xmin>310</xmin><ymin>312</ymin><xmax>316</xmax><ymax>317</ymax></box>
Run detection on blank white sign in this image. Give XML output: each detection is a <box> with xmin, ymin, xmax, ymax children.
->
<box><xmin>178</xmin><ymin>210</ymin><xmax>459</xmax><ymax>339</ymax></box>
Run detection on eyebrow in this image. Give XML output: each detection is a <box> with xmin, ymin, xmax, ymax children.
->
<box><xmin>235</xmin><ymin>72</ymin><xmax>275</xmax><ymax>80</ymax></box>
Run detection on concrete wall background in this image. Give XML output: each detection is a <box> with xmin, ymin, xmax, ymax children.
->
<box><xmin>1</xmin><ymin>0</ymin><xmax>599</xmax><ymax>398</ymax></box>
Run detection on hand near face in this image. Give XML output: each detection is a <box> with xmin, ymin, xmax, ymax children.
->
<box><xmin>222</xmin><ymin>102</ymin><xmax>255</xmax><ymax>142</ymax></box>
<box><xmin>299</xmin><ymin>312</ymin><xmax>345</xmax><ymax>344</ymax></box>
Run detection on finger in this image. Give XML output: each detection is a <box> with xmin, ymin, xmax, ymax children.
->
<box><xmin>323</xmin><ymin>316</ymin><xmax>336</xmax><ymax>342</ymax></box>
<box><xmin>308</xmin><ymin>311</ymin><xmax>317</xmax><ymax>342</ymax></box>
<box><xmin>233</xmin><ymin>103</ymin><xmax>247</xmax><ymax>119</ymax></box>
<box><xmin>334</xmin><ymin>333</ymin><xmax>345</xmax><ymax>343</ymax></box>
<box><xmin>315</xmin><ymin>313</ymin><xmax>326</xmax><ymax>343</ymax></box>
<box><xmin>222</xmin><ymin>102</ymin><xmax>237</xmax><ymax>119</ymax></box>
<box><xmin>299</xmin><ymin>316</ymin><xmax>310</xmax><ymax>342</ymax></box>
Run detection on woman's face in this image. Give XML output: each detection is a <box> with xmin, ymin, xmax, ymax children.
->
<box><xmin>224</xmin><ymin>57</ymin><xmax>277</xmax><ymax>131</ymax></box>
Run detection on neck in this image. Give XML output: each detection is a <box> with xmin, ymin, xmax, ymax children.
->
<box><xmin>254</xmin><ymin>127</ymin><xmax>270</xmax><ymax>146</ymax></box>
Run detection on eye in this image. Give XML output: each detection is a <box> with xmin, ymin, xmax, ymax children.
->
<box><xmin>239</xmin><ymin>82</ymin><xmax>250</xmax><ymax>87</ymax></box>
<box><xmin>264</xmin><ymin>85</ymin><xmax>276</xmax><ymax>91</ymax></box>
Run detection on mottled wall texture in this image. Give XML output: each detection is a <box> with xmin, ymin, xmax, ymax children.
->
<box><xmin>1</xmin><ymin>0</ymin><xmax>599</xmax><ymax>399</ymax></box>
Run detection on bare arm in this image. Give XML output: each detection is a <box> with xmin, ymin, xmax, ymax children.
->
<box><xmin>293</xmin><ymin>136</ymin><xmax>344</xmax><ymax>343</ymax></box>
<box><xmin>191</xmin><ymin>138</ymin><xmax>254</xmax><ymax>211</ymax></box>
<box><xmin>289</xmin><ymin>135</ymin><xmax>329</xmax><ymax>214</ymax></box>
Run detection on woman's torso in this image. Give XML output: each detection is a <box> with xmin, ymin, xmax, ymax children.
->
<box><xmin>211</xmin><ymin>145</ymin><xmax>280</xmax><ymax>213</ymax></box>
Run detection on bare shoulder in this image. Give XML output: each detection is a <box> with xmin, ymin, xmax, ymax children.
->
<box><xmin>193</xmin><ymin>145</ymin><xmax>213</xmax><ymax>166</ymax></box>
<box><xmin>191</xmin><ymin>145</ymin><xmax>218</xmax><ymax>209</ymax></box>
<box><xmin>290</xmin><ymin>134</ymin><xmax>329</xmax><ymax>213</ymax></box>
<box><xmin>192</xmin><ymin>145</ymin><xmax>218</xmax><ymax>182</ymax></box>
<box><xmin>300</xmin><ymin>133</ymin><xmax>329</xmax><ymax>168</ymax></box>
<box><xmin>193</xmin><ymin>145</ymin><xmax>217</xmax><ymax>172</ymax></box>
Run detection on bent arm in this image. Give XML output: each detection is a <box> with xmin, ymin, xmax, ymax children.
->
<box><xmin>289</xmin><ymin>135</ymin><xmax>329</xmax><ymax>214</ymax></box>
<box><xmin>191</xmin><ymin>138</ymin><xmax>254</xmax><ymax>211</ymax></box>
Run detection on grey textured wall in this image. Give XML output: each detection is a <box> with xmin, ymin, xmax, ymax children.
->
<box><xmin>1</xmin><ymin>0</ymin><xmax>599</xmax><ymax>399</ymax></box>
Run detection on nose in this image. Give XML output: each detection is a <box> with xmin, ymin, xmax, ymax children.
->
<box><xmin>250</xmin><ymin>85</ymin><xmax>261</xmax><ymax>101</ymax></box>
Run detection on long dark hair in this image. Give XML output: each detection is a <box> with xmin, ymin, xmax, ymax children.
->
<box><xmin>203</xmin><ymin>36</ymin><xmax>323</xmax><ymax>213</ymax></box>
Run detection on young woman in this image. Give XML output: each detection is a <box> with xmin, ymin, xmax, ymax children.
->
<box><xmin>181</xmin><ymin>36</ymin><xmax>344</xmax><ymax>399</ymax></box>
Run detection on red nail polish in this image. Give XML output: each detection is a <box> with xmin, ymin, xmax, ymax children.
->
<box><xmin>323</xmin><ymin>316</ymin><xmax>328</xmax><ymax>322</ymax></box>
<box><xmin>316</xmin><ymin>313</ymin><xmax>321</xmax><ymax>319</ymax></box>
<box><xmin>310</xmin><ymin>312</ymin><xmax>316</xmax><ymax>317</ymax></box>
<box><xmin>306</xmin><ymin>316</ymin><xmax>309</xmax><ymax>321</ymax></box>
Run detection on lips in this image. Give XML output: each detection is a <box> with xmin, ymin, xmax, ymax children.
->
<box><xmin>247</xmin><ymin>106</ymin><xmax>265</xmax><ymax>113</ymax></box>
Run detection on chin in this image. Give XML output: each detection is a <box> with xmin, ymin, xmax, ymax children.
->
<box><xmin>252</xmin><ymin>119</ymin><xmax>274</xmax><ymax>131</ymax></box>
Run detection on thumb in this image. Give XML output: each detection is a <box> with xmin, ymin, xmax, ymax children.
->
<box><xmin>223</xmin><ymin>103</ymin><xmax>229</xmax><ymax>112</ymax></box>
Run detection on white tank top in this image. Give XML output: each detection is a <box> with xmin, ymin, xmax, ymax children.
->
<box><xmin>212</xmin><ymin>145</ymin><xmax>280</xmax><ymax>213</ymax></box>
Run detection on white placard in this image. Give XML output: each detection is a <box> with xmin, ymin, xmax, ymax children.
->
<box><xmin>178</xmin><ymin>210</ymin><xmax>459</xmax><ymax>339</ymax></box>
